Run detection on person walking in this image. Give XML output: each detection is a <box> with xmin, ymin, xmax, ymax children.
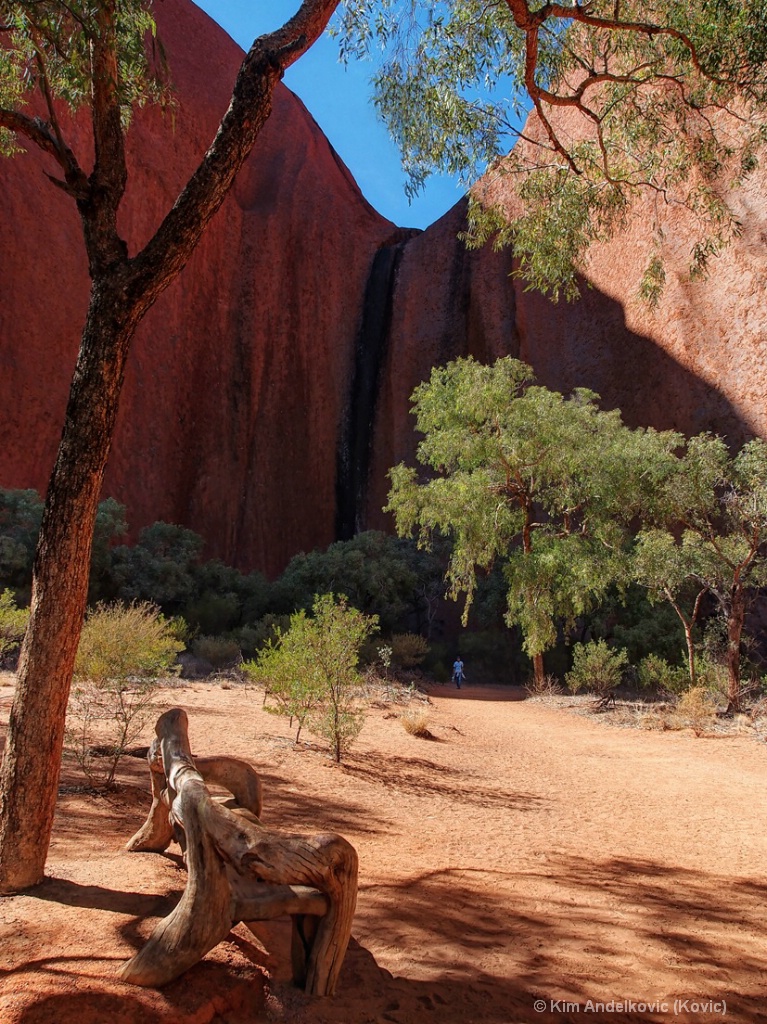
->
<box><xmin>452</xmin><ymin>657</ymin><xmax>465</xmax><ymax>689</ymax></box>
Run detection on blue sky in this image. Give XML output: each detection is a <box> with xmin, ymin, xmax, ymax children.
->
<box><xmin>194</xmin><ymin>1</ymin><xmax>467</xmax><ymax>229</ymax></box>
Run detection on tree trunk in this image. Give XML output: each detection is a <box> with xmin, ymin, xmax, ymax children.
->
<box><xmin>533</xmin><ymin>652</ymin><xmax>545</xmax><ymax>687</ymax></box>
<box><xmin>0</xmin><ymin>0</ymin><xmax>340</xmax><ymax>895</ymax></box>
<box><xmin>683</xmin><ymin>622</ymin><xmax>696</xmax><ymax>688</ymax></box>
<box><xmin>726</xmin><ymin>586</ymin><xmax>746</xmax><ymax>713</ymax></box>
<box><xmin>0</xmin><ymin>281</ymin><xmax>134</xmax><ymax>892</ymax></box>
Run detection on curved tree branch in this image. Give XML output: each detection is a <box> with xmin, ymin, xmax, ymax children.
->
<box><xmin>0</xmin><ymin>106</ymin><xmax>88</xmax><ymax>195</ymax></box>
<box><xmin>501</xmin><ymin>0</ymin><xmax>745</xmax><ymax>176</ymax></box>
<box><xmin>126</xmin><ymin>0</ymin><xmax>339</xmax><ymax>308</ymax></box>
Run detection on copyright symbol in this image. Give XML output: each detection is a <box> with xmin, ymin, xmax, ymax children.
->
<box><xmin>534</xmin><ymin>999</ymin><xmax>547</xmax><ymax>1012</ymax></box>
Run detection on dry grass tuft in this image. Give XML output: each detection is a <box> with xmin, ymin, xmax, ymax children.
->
<box><xmin>400</xmin><ymin>708</ymin><xmax>433</xmax><ymax>739</ymax></box>
<box><xmin>676</xmin><ymin>685</ymin><xmax>719</xmax><ymax>737</ymax></box>
<box><xmin>525</xmin><ymin>674</ymin><xmax>563</xmax><ymax>698</ymax></box>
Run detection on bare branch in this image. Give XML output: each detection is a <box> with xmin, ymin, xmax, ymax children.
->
<box><xmin>30</xmin><ymin>32</ymin><xmax>73</xmax><ymax>170</ymax></box>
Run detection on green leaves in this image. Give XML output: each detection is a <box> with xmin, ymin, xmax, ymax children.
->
<box><xmin>0</xmin><ymin>1</ymin><xmax>168</xmax><ymax>146</ymax></box>
<box><xmin>0</xmin><ymin>588</ymin><xmax>29</xmax><ymax>658</ymax></box>
<box><xmin>386</xmin><ymin>356</ymin><xmax>681</xmax><ymax>666</ymax></box>
<box><xmin>74</xmin><ymin>601</ymin><xmax>183</xmax><ymax>685</ymax></box>
<box><xmin>337</xmin><ymin>0</ymin><xmax>767</xmax><ymax>299</ymax></box>
<box><xmin>244</xmin><ymin>592</ymin><xmax>378</xmax><ymax>761</ymax></box>
<box><xmin>338</xmin><ymin>0</ymin><xmax>522</xmax><ymax>195</ymax></box>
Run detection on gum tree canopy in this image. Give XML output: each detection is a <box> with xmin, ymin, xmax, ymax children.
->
<box><xmin>338</xmin><ymin>0</ymin><xmax>767</xmax><ymax>298</ymax></box>
<box><xmin>0</xmin><ymin>1</ymin><xmax>764</xmax><ymax>893</ymax></box>
<box><xmin>386</xmin><ymin>357</ymin><xmax>681</xmax><ymax>686</ymax></box>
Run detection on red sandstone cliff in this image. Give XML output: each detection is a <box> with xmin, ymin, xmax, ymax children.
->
<box><xmin>365</xmin><ymin>140</ymin><xmax>767</xmax><ymax>529</ymax></box>
<box><xmin>1</xmin><ymin>0</ymin><xmax>765</xmax><ymax>573</ymax></box>
<box><xmin>0</xmin><ymin>0</ymin><xmax>395</xmax><ymax>576</ymax></box>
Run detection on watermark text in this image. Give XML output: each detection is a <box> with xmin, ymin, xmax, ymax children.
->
<box><xmin>532</xmin><ymin>997</ymin><xmax>727</xmax><ymax>1016</ymax></box>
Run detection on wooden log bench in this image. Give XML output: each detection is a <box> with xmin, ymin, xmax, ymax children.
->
<box><xmin>121</xmin><ymin>707</ymin><xmax>357</xmax><ymax>996</ymax></box>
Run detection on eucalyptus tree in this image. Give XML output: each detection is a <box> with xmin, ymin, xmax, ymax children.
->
<box><xmin>638</xmin><ymin>435</ymin><xmax>767</xmax><ymax>711</ymax></box>
<box><xmin>632</xmin><ymin>530</ymin><xmax>710</xmax><ymax>687</ymax></box>
<box><xmin>386</xmin><ymin>356</ymin><xmax>680</xmax><ymax>685</ymax></box>
<box><xmin>0</xmin><ymin>0</ymin><xmax>339</xmax><ymax>893</ymax></box>
<box><xmin>338</xmin><ymin>0</ymin><xmax>767</xmax><ymax>300</ymax></box>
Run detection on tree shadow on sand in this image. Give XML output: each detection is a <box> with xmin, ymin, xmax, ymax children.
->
<box><xmin>7</xmin><ymin>851</ymin><xmax>767</xmax><ymax>1024</ymax></box>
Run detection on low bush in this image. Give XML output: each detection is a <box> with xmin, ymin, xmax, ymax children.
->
<box><xmin>525</xmin><ymin>673</ymin><xmax>562</xmax><ymax>697</ymax></box>
<box><xmin>676</xmin><ymin>685</ymin><xmax>718</xmax><ymax>736</ymax></box>
<box><xmin>566</xmin><ymin>640</ymin><xmax>628</xmax><ymax>695</ymax></box>
<box><xmin>192</xmin><ymin>634</ymin><xmax>241</xmax><ymax>669</ymax></box>
<box><xmin>637</xmin><ymin>654</ymin><xmax>689</xmax><ymax>695</ymax></box>
<box><xmin>0</xmin><ymin>588</ymin><xmax>29</xmax><ymax>660</ymax></box>
<box><xmin>390</xmin><ymin>633</ymin><xmax>429</xmax><ymax>669</ymax></box>
<box><xmin>67</xmin><ymin>602</ymin><xmax>183</xmax><ymax>788</ymax></box>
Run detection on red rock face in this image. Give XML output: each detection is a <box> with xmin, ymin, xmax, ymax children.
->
<box><xmin>1</xmin><ymin>1</ymin><xmax>764</xmax><ymax>573</ymax></box>
<box><xmin>0</xmin><ymin>0</ymin><xmax>394</xmax><ymax>576</ymax></box>
<box><xmin>365</xmin><ymin>143</ymin><xmax>767</xmax><ymax>530</ymax></box>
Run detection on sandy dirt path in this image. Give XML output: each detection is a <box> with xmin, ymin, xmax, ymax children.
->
<box><xmin>1</xmin><ymin>679</ymin><xmax>766</xmax><ymax>1024</ymax></box>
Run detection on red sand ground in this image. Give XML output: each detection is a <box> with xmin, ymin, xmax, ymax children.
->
<box><xmin>1</xmin><ymin>678</ymin><xmax>766</xmax><ymax>1024</ymax></box>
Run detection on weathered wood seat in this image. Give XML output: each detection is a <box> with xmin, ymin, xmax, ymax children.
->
<box><xmin>122</xmin><ymin>707</ymin><xmax>357</xmax><ymax>996</ymax></box>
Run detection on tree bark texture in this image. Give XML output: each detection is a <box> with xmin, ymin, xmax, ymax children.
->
<box><xmin>0</xmin><ymin>0</ymin><xmax>340</xmax><ymax>894</ymax></box>
<box><xmin>123</xmin><ymin>709</ymin><xmax>357</xmax><ymax>996</ymax></box>
<box><xmin>0</xmin><ymin>280</ymin><xmax>136</xmax><ymax>891</ymax></box>
<box><xmin>726</xmin><ymin>586</ymin><xmax>746</xmax><ymax>712</ymax></box>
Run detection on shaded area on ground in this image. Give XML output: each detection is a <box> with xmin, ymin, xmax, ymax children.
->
<box><xmin>2</xmin><ymin>679</ymin><xmax>767</xmax><ymax>1023</ymax></box>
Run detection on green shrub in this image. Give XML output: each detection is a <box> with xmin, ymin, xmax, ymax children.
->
<box><xmin>272</xmin><ymin>532</ymin><xmax>446</xmax><ymax>634</ymax></box>
<box><xmin>566</xmin><ymin>640</ymin><xmax>628</xmax><ymax>695</ymax></box>
<box><xmin>0</xmin><ymin>489</ymin><xmax>126</xmax><ymax>604</ymax></box>
<box><xmin>0</xmin><ymin>489</ymin><xmax>43</xmax><ymax>600</ymax></box>
<box><xmin>191</xmin><ymin>634</ymin><xmax>241</xmax><ymax>669</ymax></box>
<box><xmin>184</xmin><ymin>593</ymin><xmax>241</xmax><ymax>636</ymax></box>
<box><xmin>637</xmin><ymin>654</ymin><xmax>688</xmax><ymax>694</ymax></box>
<box><xmin>244</xmin><ymin>593</ymin><xmax>377</xmax><ymax>762</ymax></box>
<box><xmin>390</xmin><ymin>632</ymin><xmax>429</xmax><ymax>669</ymax></box>
<box><xmin>110</xmin><ymin>522</ymin><xmax>204</xmax><ymax>611</ymax></box>
<box><xmin>240</xmin><ymin>614</ymin><xmax>292</xmax><ymax>655</ymax></box>
<box><xmin>68</xmin><ymin>602</ymin><xmax>184</xmax><ymax>788</ymax></box>
<box><xmin>695</xmin><ymin>657</ymin><xmax>730</xmax><ymax>701</ymax></box>
<box><xmin>0</xmin><ymin>589</ymin><xmax>29</xmax><ymax>659</ymax></box>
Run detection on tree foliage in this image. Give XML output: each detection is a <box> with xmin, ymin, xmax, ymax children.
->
<box><xmin>336</xmin><ymin>0</ymin><xmax>767</xmax><ymax>299</ymax></box>
<box><xmin>633</xmin><ymin>529</ymin><xmax>709</xmax><ymax>686</ymax></box>
<box><xmin>0</xmin><ymin>489</ymin><xmax>43</xmax><ymax>601</ymax></box>
<box><xmin>638</xmin><ymin>434</ymin><xmax>767</xmax><ymax>709</ymax></box>
<box><xmin>274</xmin><ymin>531</ymin><xmax>444</xmax><ymax>634</ymax></box>
<box><xmin>386</xmin><ymin>356</ymin><xmax>680</xmax><ymax>682</ymax></box>
<box><xmin>0</xmin><ymin>1</ymin><xmax>165</xmax><ymax>148</ymax></box>
<box><xmin>245</xmin><ymin>593</ymin><xmax>377</xmax><ymax>762</ymax></box>
<box><xmin>0</xmin><ymin>489</ymin><xmax>127</xmax><ymax>605</ymax></box>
